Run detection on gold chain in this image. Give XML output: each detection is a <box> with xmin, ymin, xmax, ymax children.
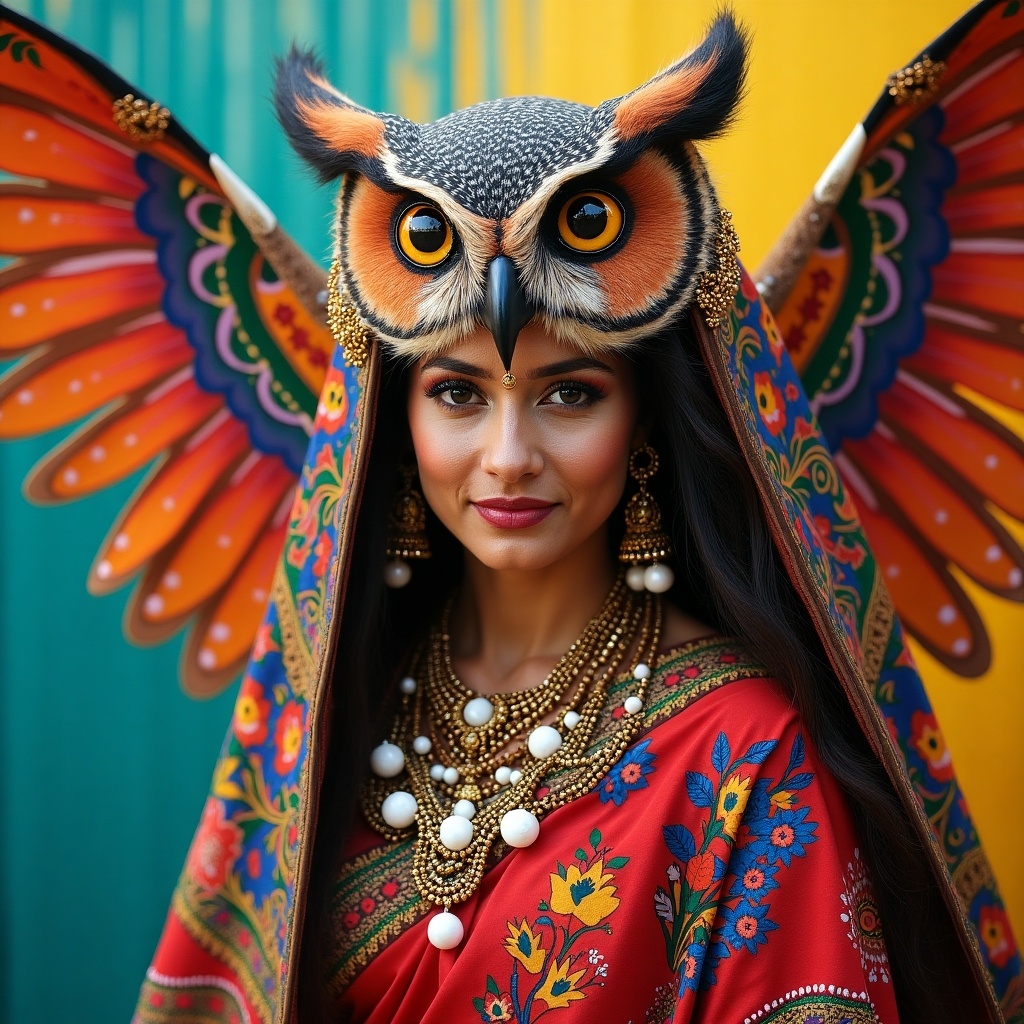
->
<box><xmin>363</xmin><ymin>579</ymin><xmax>663</xmax><ymax>911</ymax></box>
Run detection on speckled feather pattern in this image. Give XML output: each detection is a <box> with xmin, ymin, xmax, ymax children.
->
<box><xmin>385</xmin><ymin>98</ymin><xmax>614</xmax><ymax>219</ymax></box>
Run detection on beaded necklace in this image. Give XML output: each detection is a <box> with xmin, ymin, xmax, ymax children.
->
<box><xmin>364</xmin><ymin>576</ymin><xmax>663</xmax><ymax>949</ymax></box>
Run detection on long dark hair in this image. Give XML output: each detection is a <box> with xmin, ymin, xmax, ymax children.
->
<box><xmin>298</xmin><ymin>321</ymin><xmax>988</xmax><ymax>1022</ymax></box>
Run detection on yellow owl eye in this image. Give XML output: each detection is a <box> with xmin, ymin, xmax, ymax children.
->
<box><xmin>557</xmin><ymin>191</ymin><xmax>624</xmax><ymax>253</ymax></box>
<box><xmin>396</xmin><ymin>203</ymin><xmax>453</xmax><ymax>267</ymax></box>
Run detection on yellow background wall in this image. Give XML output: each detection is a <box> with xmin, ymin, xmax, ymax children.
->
<box><xmin>429</xmin><ymin>0</ymin><xmax>1024</xmax><ymax>933</ymax></box>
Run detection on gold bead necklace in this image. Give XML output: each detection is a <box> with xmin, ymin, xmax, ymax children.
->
<box><xmin>363</xmin><ymin>575</ymin><xmax>663</xmax><ymax>949</ymax></box>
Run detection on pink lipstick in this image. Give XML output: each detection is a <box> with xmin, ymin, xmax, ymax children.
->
<box><xmin>472</xmin><ymin>497</ymin><xmax>556</xmax><ymax>529</ymax></box>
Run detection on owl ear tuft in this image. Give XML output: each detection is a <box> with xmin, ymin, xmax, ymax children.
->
<box><xmin>610</xmin><ymin>12</ymin><xmax>749</xmax><ymax>147</ymax></box>
<box><xmin>274</xmin><ymin>47</ymin><xmax>388</xmax><ymax>184</ymax></box>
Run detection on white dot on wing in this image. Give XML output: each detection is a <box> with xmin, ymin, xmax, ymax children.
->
<box><xmin>113</xmin><ymin>532</ymin><xmax>129</xmax><ymax>551</ymax></box>
<box><xmin>937</xmin><ymin>605</ymin><xmax>957</xmax><ymax>625</ymax></box>
<box><xmin>952</xmin><ymin>638</ymin><xmax>969</xmax><ymax>656</ymax></box>
<box><xmin>198</xmin><ymin>648</ymin><xmax>217</xmax><ymax>670</ymax></box>
<box><xmin>144</xmin><ymin>594</ymin><xmax>164</xmax><ymax>617</ymax></box>
<box><xmin>210</xmin><ymin>622</ymin><xmax>230</xmax><ymax>642</ymax></box>
<box><xmin>163</xmin><ymin>571</ymin><xmax>181</xmax><ymax>590</ymax></box>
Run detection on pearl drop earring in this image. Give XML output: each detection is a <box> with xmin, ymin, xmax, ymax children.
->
<box><xmin>618</xmin><ymin>444</ymin><xmax>675</xmax><ymax>594</ymax></box>
<box><xmin>384</xmin><ymin>458</ymin><xmax>431</xmax><ymax>587</ymax></box>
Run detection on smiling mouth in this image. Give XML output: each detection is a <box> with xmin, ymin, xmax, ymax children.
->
<box><xmin>472</xmin><ymin>498</ymin><xmax>556</xmax><ymax>529</ymax></box>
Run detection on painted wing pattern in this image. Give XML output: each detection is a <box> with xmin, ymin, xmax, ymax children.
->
<box><xmin>0</xmin><ymin>6</ymin><xmax>334</xmax><ymax>695</ymax></box>
<box><xmin>768</xmin><ymin>0</ymin><xmax>1024</xmax><ymax>676</ymax></box>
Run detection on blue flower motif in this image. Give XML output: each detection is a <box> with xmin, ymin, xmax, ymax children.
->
<box><xmin>598</xmin><ymin>738</ymin><xmax>656</xmax><ymax>806</ymax></box>
<box><xmin>676</xmin><ymin>939</ymin><xmax>707</xmax><ymax>995</ymax></box>
<box><xmin>720</xmin><ymin>899</ymin><xmax>778</xmax><ymax>953</ymax></box>
<box><xmin>727</xmin><ymin>848</ymin><xmax>779</xmax><ymax>903</ymax></box>
<box><xmin>751</xmin><ymin>804</ymin><xmax>818</xmax><ymax>867</ymax></box>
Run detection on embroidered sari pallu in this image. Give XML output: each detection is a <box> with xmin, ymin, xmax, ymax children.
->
<box><xmin>326</xmin><ymin>641</ymin><xmax>899</xmax><ymax>1024</ymax></box>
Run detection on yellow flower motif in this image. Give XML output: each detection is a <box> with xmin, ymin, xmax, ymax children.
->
<box><xmin>503</xmin><ymin>919</ymin><xmax>546</xmax><ymax>974</ymax></box>
<box><xmin>770</xmin><ymin>789</ymin><xmax>797</xmax><ymax>813</ymax></box>
<box><xmin>549</xmin><ymin>860</ymin><xmax>620</xmax><ymax>926</ymax></box>
<box><xmin>536</xmin><ymin>958</ymin><xmax>587</xmax><ymax>1010</ymax></box>
<box><xmin>716</xmin><ymin>774</ymin><xmax>752</xmax><ymax>838</ymax></box>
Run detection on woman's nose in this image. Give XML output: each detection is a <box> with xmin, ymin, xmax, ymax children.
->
<box><xmin>479</xmin><ymin>403</ymin><xmax>543</xmax><ymax>482</ymax></box>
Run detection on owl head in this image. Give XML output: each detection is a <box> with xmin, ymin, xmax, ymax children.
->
<box><xmin>274</xmin><ymin>13</ymin><xmax>747</xmax><ymax>373</ymax></box>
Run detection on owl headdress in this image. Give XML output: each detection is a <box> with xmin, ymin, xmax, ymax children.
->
<box><xmin>0</xmin><ymin>3</ymin><xmax>1021</xmax><ymax>1021</ymax></box>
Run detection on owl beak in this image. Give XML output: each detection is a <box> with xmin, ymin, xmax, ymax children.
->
<box><xmin>481</xmin><ymin>256</ymin><xmax>532</xmax><ymax>376</ymax></box>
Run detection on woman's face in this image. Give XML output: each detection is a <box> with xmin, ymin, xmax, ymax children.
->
<box><xmin>407</xmin><ymin>325</ymin><xmax>639</xmax><ymax>573</ymax></box>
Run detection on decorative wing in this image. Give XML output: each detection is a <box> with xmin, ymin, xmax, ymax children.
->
<box><xmin>0</xmin><ymin>6</ymin><xmax>334</xmax><ymax>695</ymax></box>
<box><xmin>758</xmin><ymin>0</ymin><xmax>1024</xmax><ymax>676</ymax></box>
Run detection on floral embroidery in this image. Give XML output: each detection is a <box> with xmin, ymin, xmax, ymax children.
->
<box><xmin>505</xmin><ymin>920</ymin><xmax>546</xmax><ymax>974</ymax></box>
<box><xmin>980</xmin><ymin>905</ymin><xmax>1016</xmax><ymax>970</ymax></box>
<box><xmin>474</xmin><ymin>828</ymin><xmax>627</xmax><ymax>1022</ymax></box>
<box><xmin>840</xmin><ymin>847</ymin><xmax>890</xmax><ymax>984</ymax></box>
<box><xmin>599</xmin><ymin>738</ymin><xmax>657</xmax><ymax>806</ymax></box>
<box><xmin>655</xmin><ymin>732</ymin><xmax>817</xmax><ymax>996</ymax></box>
<box><xmin>753</xmin><ymin>371</ymin><xmax>786</xmax><ymax>436</ymax></box>
<box><xmin>273</xmin><ymin>701</ymin><xmax>305</xmax><ymax>775</ymax></box>
<box><xmin>188</xmin><ymin>797</ymin><xmax>244</xmax><ymax>891</ymax></box>
<box><xmin>909</xmin><ymin>709</ymin><xmax>954</xmax><ymax>782</ymax></box>
<box><xmin>233</xmin><ymin>675</ymin><xmax>271</xmax><ymax>747</ymax></box>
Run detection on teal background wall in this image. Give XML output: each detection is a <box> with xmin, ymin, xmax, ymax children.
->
<box><xmin>0</xmin><ymin>2</ymin><xmax>462</xmax><ymax>1020</ymax></box>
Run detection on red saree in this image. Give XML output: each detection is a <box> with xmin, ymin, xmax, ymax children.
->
<box><xmin>325</xmin><ymin>639</ymin><xmax>902</xmax><ymax>1024</ymax></box>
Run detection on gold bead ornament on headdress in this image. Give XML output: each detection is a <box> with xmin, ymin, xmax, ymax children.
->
<box><xmin>327</xmin><ymin>258</ymin><xmax>372</xmax><ymax>369</ymax></box>
<box><xmin>696</xmin><ymin>209</ymin><xmax>742</xmax><ymax>330</ymax></box>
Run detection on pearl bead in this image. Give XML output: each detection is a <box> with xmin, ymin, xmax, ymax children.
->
<box><xmin>500</xmin><ymin>808</ymin><xmax>540</xmax><ymax>848</ymax></box>
<box><xmin>381</xmin><ymin>790</ymin><xmax>417</xmax><ymax>828</ymax></box>
<box><xmin>439</xmin><ymin>814</ymin><xmax>473</xmax><ymax>851</ymax></box>
<box><xmin>509</xmin><ymin>769</ymin><xmax>523</xmax><ymax>785</ymax></box>
<box><xmin>400</xmin><ymin>676</ymin><xmax>417</xmax><ymax>694</ymax></box>
<box><xmin>626</xmin><ymin>565</ymin><xmax>646</xmax><ymax>592</ymax></box>
<box><xmin>463</xmin><ymin>696</ymin><xmax>494</xmax><ymax>727</ymax></box>
<box><xmin>453</xmin><ymin>799</ymin><xmax>476</xmax><ymax>819</ymax></box>
<box><xmin>413</xmin><ymin>735</ymin><xmax>432</xmax><ymax>755</ymax></box>
<box><xmin>430</xmin><ymin>763</ymin><xmax>445</xmax><ymax>782</ymax></box>
<box><xmin>427</xmin><ymin>910</ymin><xmax>464</xmax><ymax>949</ymax></box>
<box><xmin>633</xmin><ymin>662</ymin><xmax>651</xmax><ymax>680</ymax></box>
<box><xmin>370</xmin><ymin>741</ymin><xmax>405</xmax><ymax>778</ymax></box>
<box><xmin>563</xmin><ymin>710</ymin><xmax>581</xmax><ymax>730</ymax></box>
<box><xmin>624</xmin><ymin>695</ymin><xmax>644</xmax><ymax>716</ymax></box>
<box><xmin>384</xmin><ymin>559</ymin><xmax>411</xmax><ymax>588</ymax></box>
<box><xmin>527</xmin><ymin>724</ymin><xmax>563</xmax><ymax>759</ymax></box>
<box><xmin>494</xmin><ymin>766</ymin><xmax>512</xmax><ymax>785</ymax></box>
<box><xmin>442</xmin><ymin>766</ymin><xmax>460</xmax><ymax>786</ymax></box>
<box><xmin>643</xmin><ymin>562</ymin><xmax>674</xmax><ymax>593</ymax></box>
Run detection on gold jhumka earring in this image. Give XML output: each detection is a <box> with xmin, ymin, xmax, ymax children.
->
<box><xmin>618</xmin><ymin>444</ymin><xmax>675</xmax><ymax>593</ymax></box>
<box><xmin>384</xmin><ymin>459</ymin><xmax>431</xmax><ymax>588</ymax></box>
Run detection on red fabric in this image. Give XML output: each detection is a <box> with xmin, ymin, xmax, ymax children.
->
<box><xmin>330</xmin><ymin>674</ymin><xmax>900</xmax><ymax>1024</ymax></box>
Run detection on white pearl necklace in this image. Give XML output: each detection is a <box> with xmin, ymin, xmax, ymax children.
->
<box><xmin>363</xmin><ymin>587</ymin><xmax>663</xmax><ymax>950</ymax></box>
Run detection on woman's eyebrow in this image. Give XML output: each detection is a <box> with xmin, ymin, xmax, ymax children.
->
<box><xmin>420</xmin><ymin>356</ymin><xmax>492</xmax><ymax>379</ymax></box>
<box><xmin>530</xmin><ymin>357</ymin><xmax>615</xmax><ymax>379</ymax></box>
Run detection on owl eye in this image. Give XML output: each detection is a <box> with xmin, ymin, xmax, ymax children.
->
<box><xmin>396</xmin><ymin>203</ymin><xmax>453</xmax><ymax>267</ymax></box>
<box><xmin>557</xmin><ymin>191</ymin><xmax>624</xmax><ymax>253</ymax></box>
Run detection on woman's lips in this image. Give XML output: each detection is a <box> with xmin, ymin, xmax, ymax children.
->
<box><xmin>472</xmin><ymin>498</ymin><xmax>556</xmax><ymax>529</ymax></box>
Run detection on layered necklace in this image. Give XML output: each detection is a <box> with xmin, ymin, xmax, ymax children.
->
<box><xmin>364</xmin><ymin>575</ymin><xmax>663</xmax><ymax>949</ymax></box>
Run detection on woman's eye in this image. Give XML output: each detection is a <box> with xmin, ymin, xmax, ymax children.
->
<box><xmin>552</xmin><ymin>386</ymin><xmax>585</xmax><ymax>405</ymax></box>
<box><xmin>446</xmin><ymin>387</ymin><xmax>475</xmax><ymax>405</ymax></box>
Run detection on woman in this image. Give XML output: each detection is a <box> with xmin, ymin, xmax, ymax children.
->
<box><xmin>132</xmin><ymin>8</ymin><xmax>1019</xmax><ymax>1024</ymax></box>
